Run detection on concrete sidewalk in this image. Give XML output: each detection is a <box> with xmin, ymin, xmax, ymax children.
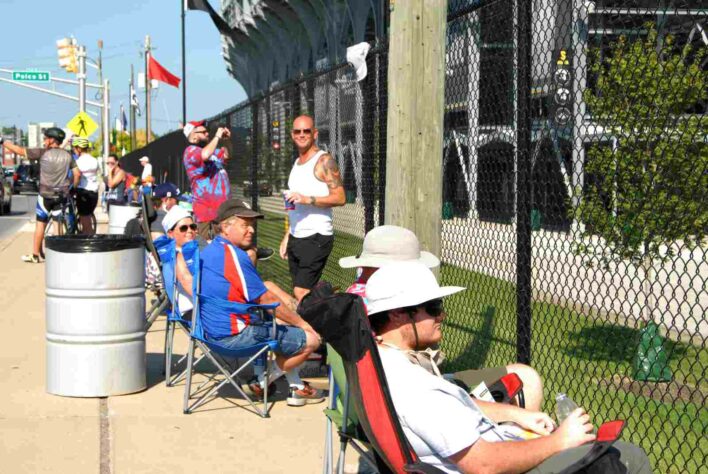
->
<box><xmin>0</xmin><ymin>226</ymin><xmax>337</xmax><ymax>473</ymax></box>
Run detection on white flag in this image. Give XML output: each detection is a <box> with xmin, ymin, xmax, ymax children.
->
<box><xmin>130</xmin><ymin>84</ymin><xmax>141</xmax><ymax>116</ymax></box>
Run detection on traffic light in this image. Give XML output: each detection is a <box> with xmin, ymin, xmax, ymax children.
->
<box><xmin>271</xmin><ymin>119</ymin><xmax>280</xmax><ymax>151</ymax></box>
<box><xmin>551</xmin><ymin>49</ymin><xmax>572</xmax><ymax>127</ymax></box>
<box><xmin>56</xmin><ymin>38</ymin><xmax>78</xmax><ymax>73</ymax></box>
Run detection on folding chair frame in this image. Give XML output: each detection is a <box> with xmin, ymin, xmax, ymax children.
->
<box><xmin>140</xmin><ymin>193</ymin><xmax>167</xmax><ymax>331</ymax></box>
<box><xmin>182</xmin><ymin>248</ymin><xmax>280</xmax><ymax>418</ymax></box>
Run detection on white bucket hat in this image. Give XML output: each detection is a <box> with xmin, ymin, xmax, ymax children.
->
<box><xmin>162</xmin><ymin>205</ymin><xmax>192</xmax><ymax>233</ymax></box>
<box><xmin>339</xmin><ymin>225</ymin><xmax>440</xmax><ymax>269</ymax></box>
<box><xmin>366</xmin><ymin>261</ymin><xmax>465</xmax><ymax>316</ymax></box>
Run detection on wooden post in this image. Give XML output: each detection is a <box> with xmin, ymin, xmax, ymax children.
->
<box><xmin>384</xmin><ymin>0</ymin><xmax>447</xmax><ymax>264</ymax></box>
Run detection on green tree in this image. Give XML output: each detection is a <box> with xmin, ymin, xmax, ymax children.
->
<box><xmin>577</xmin><ymin>25</ymin><xmax>707</xmax><ymax>321</ymax></box>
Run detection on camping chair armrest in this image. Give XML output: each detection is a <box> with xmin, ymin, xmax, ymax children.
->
<box><xmin>557</xmin><ymin>420</ymin><xmax>626</xmax><ymax>474</ymax></box>
<box><xmin>403</xmin><ymin>462</ymin><xmax>447</xmax><ymax>473</ymax></box>
<box><xmin>487</xmin><ymin>373</ymin><xmax>525</xmax><ymax>408</ymax></box>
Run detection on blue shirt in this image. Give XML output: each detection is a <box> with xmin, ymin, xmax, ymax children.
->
<box><xmin>200</xmin><ymin>235</ymin><xmax>266</xmax><ymax>338</ymax></box>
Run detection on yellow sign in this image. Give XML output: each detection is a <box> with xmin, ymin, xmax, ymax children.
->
<box><xmin>66</xmin><ymin>111</ymin><xmax>98</xmax><ymax>137</ymax></box>
<box><xmin>557</xmin><ymin>50</ymin><xmax>569</xmax><ymax>66</ymax></box>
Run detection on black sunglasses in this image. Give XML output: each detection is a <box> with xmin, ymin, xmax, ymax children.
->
<box><xmin>406</xmin><ymin>299</ymin><xmax>444</xmax><ymax>317</ymax></box>
<box><xmin>292</xmin><ymin>128</ymin><xmax>312</xmax><ymax>135</ymax></box>
<box><xmin>175</xmin><ymin>223</ymin><xmax>198</xmax><ymax>232</ymax></box>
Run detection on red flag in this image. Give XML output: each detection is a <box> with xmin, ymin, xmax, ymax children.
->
<box><xmin>148</xmin><ymin>55</ymin><xmax>181</xmax><ymax>88</ymax></box>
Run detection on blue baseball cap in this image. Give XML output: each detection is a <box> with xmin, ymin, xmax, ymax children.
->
<box><xmin>154</xmin><ymin>182</ymin><xmax>182</xmax><ymax>199</ymax></box>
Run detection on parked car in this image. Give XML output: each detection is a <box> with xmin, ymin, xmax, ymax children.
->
<box><xmin>242</xmin><ymin>180</ymin><xmax>274</xmax><ymax>197</ymax></box>
<box><xmin>0</xmin><ymin>176</ymin><xmax>11</xmax><ymax>215</ymax></box>
<box><xmin>13</xmin><ymin>163</ymin><xmax>39</xmax><ymax>194</ymax></box>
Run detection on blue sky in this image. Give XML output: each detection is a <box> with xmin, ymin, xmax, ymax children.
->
<box><xmin>0</xmin><ymin>0</ymin><xmax>246</xmax><ymax>136</ymax></box>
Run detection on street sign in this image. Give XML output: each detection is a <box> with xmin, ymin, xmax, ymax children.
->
<box><xmin>66</xmin><ymin>111</ymin><xmax>98</xmax><ymax>137</ymax></box>
<box><xmin>12</xmin><ymin>71</ymin><xmax>51</xmax><ymax>82</ymax></box>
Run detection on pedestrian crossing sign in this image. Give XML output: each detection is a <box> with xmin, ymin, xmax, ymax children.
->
<box><xmin>67</xmin><ymin>111</ymin><xmax>98</xmax><ymax>137</ymax></box>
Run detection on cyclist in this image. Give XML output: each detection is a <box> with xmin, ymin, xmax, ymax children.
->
<box><xmin>71</xmin><ymin>137</ymin><xmax>99</xmax><ymax>235</ymax></box>
<box><xmin>1</xmin><ymin>127</ymin><xmax>79</xmax><ymax>263</ymax></box>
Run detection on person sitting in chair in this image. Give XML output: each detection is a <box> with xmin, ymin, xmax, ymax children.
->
<box><xmin>365</xmin><ymin>261</ymin><xmax>652</xmax><ymax>474</ymax></box>
<box><xmin>199</xmin><ymin>198</ymin><xmax>326</xmax><ymax>406</ymax></box>
<box><xmin>161</xmin><ymin>205</ymin><xmax>198</xmax><ymax>316</ymax></box>
<box><xmin>340</xmin><ymin>225</ymin><xmax>544</xmax><ymax>411</ymax></box>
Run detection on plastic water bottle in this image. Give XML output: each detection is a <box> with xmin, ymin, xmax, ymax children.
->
<box><xmin>555</xmin><ymin>393</ymin><xmax>579</xmax><ymax>424</ymax></box>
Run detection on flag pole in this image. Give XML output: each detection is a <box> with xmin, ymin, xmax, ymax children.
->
<box><xmin>181</xmin><ymin>0</ymin><xmax>187</xmax><ymax>126</ymax></box>
<box><xmin>130</xmin><ymin>64</ymin><xmax>136</xmax><ymax>151</ymax></box>
<box><xmin>145</xmin><ymin>34</ymin><xmax>152</xmax><ymax>144</ymax></box>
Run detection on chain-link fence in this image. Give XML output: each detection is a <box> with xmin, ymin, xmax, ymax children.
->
<box><xmin>440</xmin><ymin>1</ymin><xmax>706</xmax><ymax>472</ymax></box>
<box><xmin>208</xmin><ymin>1</ymin><xmax>706</xmax><ymax>471</ymax></box>
<box><xmin>208</xmin><ymin>46</ymin><xmax>389</xmax><ymax>293</ymax></box>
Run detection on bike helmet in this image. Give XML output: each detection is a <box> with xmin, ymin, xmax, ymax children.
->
<box><xmin>43</xmin><ymin>127</ymin><xmax>66</xmax><ymax>143</ymax></box>
<box><xmin>71</xmin><ymin>136</ymin><xmax>90</xmax><ymax>149</ymax></box>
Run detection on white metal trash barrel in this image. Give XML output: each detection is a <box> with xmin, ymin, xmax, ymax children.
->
<box><xmin>45</xmin><ymin>235</ymin><xmax>146</xmax><ymax>397</ymax></box>
<box><xmin>108</xmin><ymin>203</ymin><xmax>141</xmax><ymax>235</ymax></box>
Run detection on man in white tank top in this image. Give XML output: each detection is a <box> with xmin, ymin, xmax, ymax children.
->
<box><xmin>281</xmin><ymin>115</ymin><xmax>346</xmax><ymax>301</ymax></box>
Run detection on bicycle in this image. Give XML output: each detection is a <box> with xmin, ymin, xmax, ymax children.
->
<box><xmin>43</xmin><ymin>195</ymin><xmax>79</xmax><ymax>238</ymax></box>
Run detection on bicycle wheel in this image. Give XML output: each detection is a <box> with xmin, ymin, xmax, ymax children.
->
<box><xmin>76</xmin><ymin>213</ymin><xmax>97</xmax><ymax>235</ymax></box>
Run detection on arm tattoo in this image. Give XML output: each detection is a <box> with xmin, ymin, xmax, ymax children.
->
<box><xmin>319</xmin><ymin>154</ymin><xmax>343</xmax><ymax>189</ymax></box>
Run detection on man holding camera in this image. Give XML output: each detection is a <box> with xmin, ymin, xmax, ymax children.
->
<box><xmin>183</xmin><ymin>120</ymin><xmax>232</xmax><ymax>240</ymax></box>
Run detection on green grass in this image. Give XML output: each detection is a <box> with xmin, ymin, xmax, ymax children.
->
<box><xmin>255</xmin><ymin>211</ymin><xmax>707</xmax><ymax>473</ymax></box>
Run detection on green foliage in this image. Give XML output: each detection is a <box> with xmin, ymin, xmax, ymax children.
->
<box><xmin>578</xmin><ymin>25</ymin><xmax>708</xmax><ymax>266</ymax></box>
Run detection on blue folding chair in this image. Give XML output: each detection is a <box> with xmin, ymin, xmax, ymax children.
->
<box><xmin>162</xmin><ymin>239</ymin><xmax>210</xmax><ymax>387</ymax></box>
<box><xmin>182</xmin><ymin>246</ymin><xmax>280</xmax><ymax>417</ymax></box>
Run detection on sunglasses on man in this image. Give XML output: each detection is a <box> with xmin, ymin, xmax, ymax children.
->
<box><xmin>292</xmin><ymin>128</ymin><xmax>312</xmax><ymax>135</ymax></box>
<box><xmin>405</xmin><ymin>299</ymin><xmax>444</xmax><ymax>318</ymax></box>
<box><xmin>173</xmin><ymin>223</ymin><xmax>198</xmax><ymax>233</ymax></box>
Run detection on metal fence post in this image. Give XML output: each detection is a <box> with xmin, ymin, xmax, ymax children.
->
<box><xmin>363</xmin><ymin>51</ymin><xmax>376</xmax><ymax>233</ymax></box>
<box><xmin>515</xmin><ymin>0</ymin><xmax>533</xmax><ymax>365</ymax></box>
<box><xmin>251</xmin><ymin>103</ymin><xmax>259</xmax><ymax>246</ymax></box>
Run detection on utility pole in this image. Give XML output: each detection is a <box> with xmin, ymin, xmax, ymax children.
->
<box><xmin>181</xmin><ymin>0</ymin><xmax>187</xmax><ymax>125</ymax></box>
<box><xmin>102</xmin><ymin>79</ymin><xmax>110</xmax><ymax>172</ymax></box>
<box><xmin>384</xmin><ymin>0</ymin><xmax>447</xmax><ymax>271</ymax></box>
<box><xmin>130</xmin><ymin>64</ymin><xmax>137</xmax><ymax>151</ymax></box>
<box><xmin>77</xmin><ymin>45</ymin><xmax>87</xmax><ymax>113</ymax></box>
<box><xmin>145</xmin><ymin>35</ymin><xmax>152</xmax><ymax>144</ymax></box>
<box><xmin>97</xmin><ymin>40</ymin><xmax>105</xmax><ymax>164</ymax></box>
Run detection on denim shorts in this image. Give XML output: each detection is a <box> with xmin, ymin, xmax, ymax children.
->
<box><xmin>216</xmin><ymin>323</ymin><xmax>307</xmax><ymax>357</ymax></box>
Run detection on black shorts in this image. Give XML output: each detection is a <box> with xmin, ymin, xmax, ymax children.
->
<box><xmin>36</xmin><ymin>195</ymin><xmax>66</xmax><ymax>223</ymax></box>
<box><xmin>286</xmin><ymin>233</ymin><xmax>334</xmax><ymax>290</ymax></box>
<box><xmin>76</xmin><ymin>189</ymin><xmax>98</xmax><ymax>216</ymax></box>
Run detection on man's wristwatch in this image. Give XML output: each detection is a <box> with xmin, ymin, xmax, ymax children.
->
<box><xmin>309</xmin><ymin>196</ymin><xmax>316</xmax><ymax>206</ymax></box>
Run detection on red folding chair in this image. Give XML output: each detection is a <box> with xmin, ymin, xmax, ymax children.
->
<box><xmin>298</xmin><ymin>283</ymin><xmax>626</xmax><ymax>474</ymax></box>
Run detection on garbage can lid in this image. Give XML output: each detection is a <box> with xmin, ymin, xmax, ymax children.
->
<box><xmin>45</xmin><ymin>234</ymin><xmax>145</xmax><ymax>253</ymax></box>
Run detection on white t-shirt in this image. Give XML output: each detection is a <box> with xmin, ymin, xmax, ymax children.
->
<box><xmin>75</xmin><ymin>153</ymin><xmax>99</xmax><ymax>192</ymax></box>
<box><xmin>142</xmin><ymin>163</ymin><xmax>153</xmax><ymax>184</ymax></box>
<box><xmin>377</xmin><ymin>346</ymin><xmax>521</xmax><ymax>473</ymax></box>
<box><xmin>175</xmin><ymin>248</ymin><xmax>193</xmax><ymax>314</ymax></box>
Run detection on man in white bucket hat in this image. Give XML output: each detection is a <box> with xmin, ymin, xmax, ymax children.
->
<box><xmin>366</xmin><ymin>262</ymin><xmax>652</xmax><ymax>474</ymax></box>
<box><xmin>340</xmin><ymin>225</ymin><xmax>544</xmax><ymax>410</ymax></box>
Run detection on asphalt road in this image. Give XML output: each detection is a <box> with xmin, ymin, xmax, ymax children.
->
<box><xmin>0</xmin><ymin>193</ymin><xmax>37</xmax><ymax>241</ymax></box>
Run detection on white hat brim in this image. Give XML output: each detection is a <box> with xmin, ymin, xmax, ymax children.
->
<box><xmin>339</xmin><ymin>250</ymin><xmax>440</xmax><ymax>269</ymax></box>
<box><xmin>367</xmin><ymin>285</ymin><xmax>465</xmax><ymax>316</ymax></box>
